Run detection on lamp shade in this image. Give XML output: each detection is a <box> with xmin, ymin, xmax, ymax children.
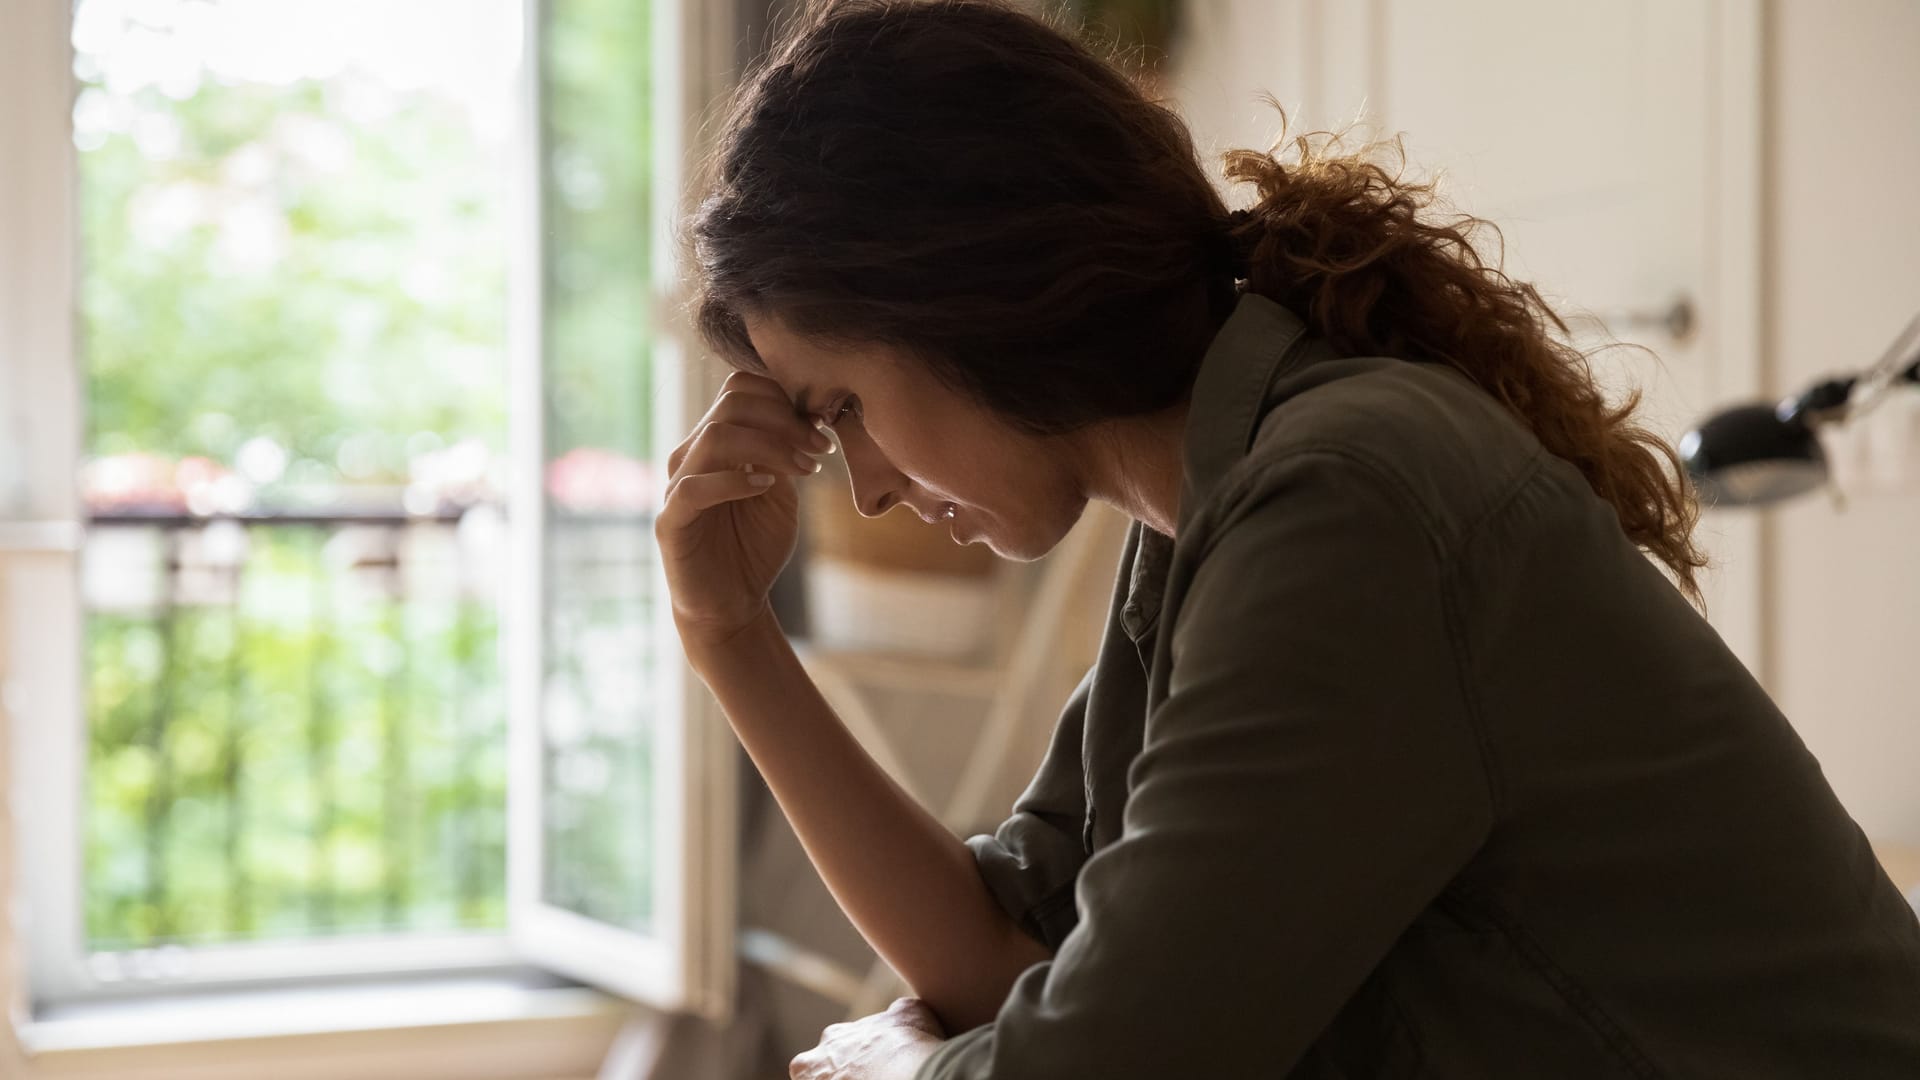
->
<box><xmin>1678</xmin><ymin>402</ymin><xmax>1828</xmax><ymax>507</ymax></box>
<box><xmin>1677</xmin><ymin>310</ymin><xmax>1918</xmax><ymax>508</ymax></box>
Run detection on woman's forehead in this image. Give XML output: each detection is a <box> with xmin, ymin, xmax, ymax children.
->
<box><xmin>742</xmin><ymin>310</ymin><xmax>901</xmax><ymax>391</ymax></box>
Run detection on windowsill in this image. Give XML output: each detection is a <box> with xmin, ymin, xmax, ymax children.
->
<box><xmin>22</xmin><ymin>968</ymin><xmax>625</xmax><ymax>1053</ymax></box>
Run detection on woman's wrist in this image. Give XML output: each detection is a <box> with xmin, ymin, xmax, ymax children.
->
<box><xmin>677</xmin><ymin>600</ymin><xmax>786</xmax><ymax>678</ymax></box>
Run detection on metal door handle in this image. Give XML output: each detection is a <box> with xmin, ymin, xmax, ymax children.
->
<box><xmin>1572</xmin><ymin>294</ymin><xmax>1696</xmax><ymax>343</ymax></box>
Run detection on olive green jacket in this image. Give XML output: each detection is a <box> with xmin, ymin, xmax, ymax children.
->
<box><xmin>916</xmin><ymin>290</ymin><xmax>1920</xmax><ymax>1078</ymax></box>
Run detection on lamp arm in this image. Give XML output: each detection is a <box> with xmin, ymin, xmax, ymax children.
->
<box><xmin>1845</xmin><ymin>309</ymin><xmax>1920</xmax><ymax>423</ymax></box>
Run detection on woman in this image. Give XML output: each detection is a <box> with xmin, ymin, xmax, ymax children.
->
<box><xmin>659</xmin><ymin>1</ymin><xmax>1920</xmax><ymax>1076</ymax></box>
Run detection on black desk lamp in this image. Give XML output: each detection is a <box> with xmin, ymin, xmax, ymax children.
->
<box><xmin>1680</xmin><ymin>311</ymin><xmax>1920</xmax><ymax>507</ymax></box>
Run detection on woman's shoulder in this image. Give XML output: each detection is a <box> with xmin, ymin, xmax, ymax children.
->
<box><xmin>1227</xmin><ymin>355</ymin><xmax>1553</xmax><ymax>549</ymax></box>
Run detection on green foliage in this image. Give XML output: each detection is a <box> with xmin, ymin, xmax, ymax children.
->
<box><xmin>84</xmin><ymin>524</ymin><xmax>508</xmax><ymax>947</ymax></box>
<box><xmin>79</xmin><ymin>69</ymin><xmax>508</xmax><ymax>484</ymax></box>
<box><xmin>78</xmin><ymin>41</ymin><xmax>513</xmax><ymax>943</ymax></box>
<box><xmin>536</xmin><ymin>0</ymin><xmax>659</xmax><ymax>931</ymax></box>
<box><xmin>77</xmin><ymin>0</ymin><xmax>660</xmax><ymax>952</ymax></box>
<box><xmin>543</xmin><ymin>0</ymin><xmax>657</xmax><ymax>459</ymax></box>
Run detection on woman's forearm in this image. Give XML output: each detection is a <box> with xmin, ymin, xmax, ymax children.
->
<box><xmin>686</xmin><ymin>605</ymin><xmax>1053</xmax><ymax>1034</ymax></box>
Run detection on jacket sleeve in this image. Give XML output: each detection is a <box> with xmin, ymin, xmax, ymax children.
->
<box><xmin>963</xmin><ymin>668</ymin><xmax>1094</xmax><ymax>954</ymax></box>
<box><xmin>917</xmin><ymin>450</ymin><xmax>1495</xmax><ymax>1079</ymax></box>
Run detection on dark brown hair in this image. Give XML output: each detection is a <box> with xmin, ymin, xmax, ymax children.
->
<box><xmin>682</xmin><ymin>0</ymin><xmax>1709</xmax><ymax>607</ymax></box>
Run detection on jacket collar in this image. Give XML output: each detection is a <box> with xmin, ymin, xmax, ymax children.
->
<box><xmin>1117</xmin><ymin>290</ymin><xmax>1331</xmax><ymax>643</ymax></box>
<box><xmin>1176</xmin><ymin>289</ymin><xmax>1329</xmax><ymax>535</ymax></box>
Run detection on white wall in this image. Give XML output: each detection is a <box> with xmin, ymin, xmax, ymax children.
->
<box><xmin>1767</xmin><ymin>0</ymin><xmax>1920</xmax><ymax>845</ymax></box>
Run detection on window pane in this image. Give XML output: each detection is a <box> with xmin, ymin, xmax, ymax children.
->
<box><xmin>538</xmin><ymin>0</ymin><xmax>657</xmax><ymax>932</ymax></box>
<box><xmin>74</xmin><ymin>0</ymin><xmax>520</xmax><ymax>952</ymax></box>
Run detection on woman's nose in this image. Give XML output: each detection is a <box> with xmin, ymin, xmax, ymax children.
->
<box><xmin>843</xmin><ymin>437</ymin><xmax>908</xmax><ymax>518</ymax></box>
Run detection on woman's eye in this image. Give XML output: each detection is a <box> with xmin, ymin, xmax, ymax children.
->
<box><xmin>829</xmin><ymin>396</ymin><xmax>860</xmax><ymax>426</ymax></box>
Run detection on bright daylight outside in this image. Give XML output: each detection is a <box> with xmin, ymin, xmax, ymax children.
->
<box><xmin>68</xmin><ymin>0</ymin><xmax>657</xmax><ymax>980</ymax></box>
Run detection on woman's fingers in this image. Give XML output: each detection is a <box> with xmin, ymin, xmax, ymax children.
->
<box><xmin>708</xmin><ymin>388</ymin><xmax>831</xmax><ymax>447</ymax></box>
<box><xmin>668</xmin><ymin>380</ymin><xmax>831</xmax><ymax>475</ymax></box>
<box><xmin>656</xmin><ymin>467</ymin><xmax>779</xmax><ymax>528</ymax></box>
<box><xmin>718</xmin><ymin>368</ymin><xmax>792</xmax><ymax>404</ymax></box>
<box><xmin>671</xmin><ymin>420</ymin><xmax>822</xmax><ymax>486</ymax></box>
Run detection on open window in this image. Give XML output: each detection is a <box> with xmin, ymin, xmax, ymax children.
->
<box><xmin>1</xmin><ymin>0</ymin><xmax>736</xmax><ymax>1027</ymax></box>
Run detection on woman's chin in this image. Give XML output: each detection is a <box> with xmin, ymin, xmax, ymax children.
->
<box><xmin>973</xmin><ymin>521</ymin><xmax>1065</xmax><ymax>563</ymax></box>
<box><xmin>955</xmin><ymin>498</ymin><xmax>1084</xmax><ymax>562</ymax></box>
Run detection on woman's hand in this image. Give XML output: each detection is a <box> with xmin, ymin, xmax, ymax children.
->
<box><xmin>657</xmin><ymin>370</ymin><xmax>834</xmax><ymax>649</ymax></box>
<box><xmin>790</xmin><ymin>997</ymin><xmax>948</xmax><ymax>1080</ymax></box>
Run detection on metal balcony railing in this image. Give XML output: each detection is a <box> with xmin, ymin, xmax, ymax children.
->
<box><xmin>81</xmin><ymin>504</ymin><xmax>508</xmax><ymax>950</ymax></box>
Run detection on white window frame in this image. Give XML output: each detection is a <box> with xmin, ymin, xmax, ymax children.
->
<box><xmin>4</xmin><ymin>0</ymin><xmax>93</xmax><ymax>1013</ymax></box>
<box><xmin>504</xmin><ymin>0</ymin><xmax>738</xmax><ymax>1021</ymax></box>
<box><xmin>1</xmin><ymin>0</ymin><xmax>736</xmax><ymax>1031</ymax></box>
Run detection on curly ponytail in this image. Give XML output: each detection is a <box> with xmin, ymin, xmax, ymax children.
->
<box><xmin>1218</xmin><ymin>109</ymin><xmax>1710</xmax><ymax>609</ymax></box>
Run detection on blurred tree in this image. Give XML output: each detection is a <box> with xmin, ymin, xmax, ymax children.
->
<box><xmin>75</xmin><ymin>1</ymin><xmax>517</xmax><ymax>947</ymax></box>
<box><xmin>79</xmin><ymin>56</ymin><xmax>508</xmax><ymax>497</ymax></box>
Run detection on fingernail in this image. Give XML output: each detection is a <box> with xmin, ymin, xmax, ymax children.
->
<box><xmin>748</xmin><ymin>472</ymin><xmax>775</xmax><ymax>487</ymax></box>
<box><xmin>792</xmin><ymin>451</ymin><xmax>822</xmax><ymax>474</ymax></box>
<box><xmin>811</xmin><ymin>417</ymin><xmax>838</xmax><ymax>453</ymax></box>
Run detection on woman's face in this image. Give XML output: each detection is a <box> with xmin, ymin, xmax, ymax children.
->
<box><xmin>742</xmin><ymin>310</ymin><xmax>1089</xmax><ymax>561</ymax></box>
